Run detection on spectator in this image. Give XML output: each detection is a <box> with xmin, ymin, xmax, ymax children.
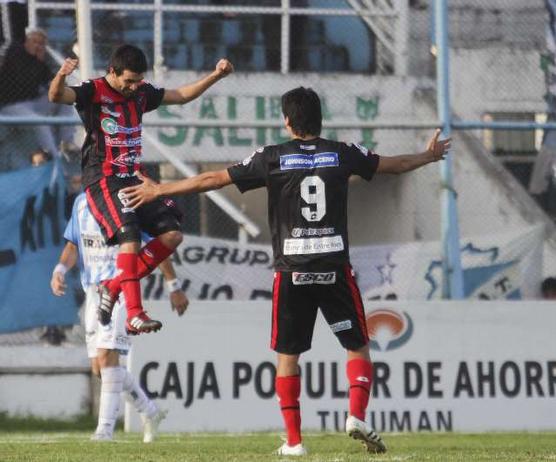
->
<box><xmin>29</xmin><ymin>147</ymin><xmax>51</xmax><ymax>167</ymax></box>
<box><xmin>541</xmin><ymin>277</ymin><xmax>556</xmax><ymax>299</ymax></box>
<box><xmin>0</xmin><ymin>28</ymin><xmax>77</xmax><ymax>159</ymax></box>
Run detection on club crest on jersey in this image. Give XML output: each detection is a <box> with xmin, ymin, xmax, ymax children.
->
<box><xmin>101</xmin><ymin>118</ymin><xmax>118</xmax><ymax>135</ymax></box>
<box><xmin>280</xmin><ymin>152</ymin><xmax>339</xmax><ymax>170</ymax></box>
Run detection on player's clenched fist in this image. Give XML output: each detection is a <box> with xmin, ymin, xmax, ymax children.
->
<box><xmin>215</xmin><ymin>59</ymin><xmax>234</xmax><ymax>78</ymax></box>
<box><xmin>58</xmin><ymin>58</ymin><xmax>79</xmax><ymax>77</ymax></box>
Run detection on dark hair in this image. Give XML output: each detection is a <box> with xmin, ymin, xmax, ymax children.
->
<box><xmin>541</xmin><ymin>277</ymin><xmax>556</xmax><ymax>296</ymax></box>
<box><xmin>109</xmin><ymin>44</ymin><xmax>148</xmax><ymax>75</ymax></box>
<box><xmin>281</xmin><ymin>87</ymin><xmax>322</xmax><ymax>137</ymax></box>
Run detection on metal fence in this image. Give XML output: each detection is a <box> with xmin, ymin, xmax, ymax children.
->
<box><xmin>0</xmin><ymin>0</ymin><xmax>554</xmax><ymax>342</ymax></box>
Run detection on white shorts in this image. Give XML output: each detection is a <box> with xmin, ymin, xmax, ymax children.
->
<box><xmin>84</xmin><ymin>285</ymin><xmax>132</xmax><ymax>358</ymax></box>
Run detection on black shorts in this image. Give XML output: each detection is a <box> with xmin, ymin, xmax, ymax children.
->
<box><xmin>270</xmin><ymin>265</ymin><xmax>369</xmax><ymax>354</ymax></box>
<box><xmin>85</xmin><ymin>176</ymin><xmax>182</xmax><ymax>244</ymax></box>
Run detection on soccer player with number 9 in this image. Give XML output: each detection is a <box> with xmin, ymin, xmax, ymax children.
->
<box><xmin>121</xmin><ymin>86</ymin><xmax>451</xmax><ymax>455</ymax></box>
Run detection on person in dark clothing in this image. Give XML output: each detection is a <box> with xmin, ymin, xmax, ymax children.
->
<box><xmin>120</xmin><ymin>87</ymin><xmax>452</xmax><ymax>456</ymax></box>
<box><xmin>0</xmin><ymin>28</ymin><xmax>75</xmax><ymax>157</ymax></box>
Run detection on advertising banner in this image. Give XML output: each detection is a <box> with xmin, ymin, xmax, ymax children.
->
<box><xmin>126</xmin><ymin>300</ymin><xmax>556</xmax><ymax>433</ymax></box>
<box><xmin>143</xmin><ymin>226</ymin><xmax>543</xmax><ymax>304</ymax></box>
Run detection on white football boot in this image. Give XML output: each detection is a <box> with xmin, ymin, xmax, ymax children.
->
<box><xmin>142</xmin><ymin>408</ymin><xmax>168</xmax><ymax>443</ymax></box>
<box><xmin>276</xmin><ymin>442</ymin><xmax>307</xmax><ymax>456</ymax></box>
<box><xmin>345</xmin><ymin>415</ymin><xmax>387</xmax><ymax>454</ymax></box>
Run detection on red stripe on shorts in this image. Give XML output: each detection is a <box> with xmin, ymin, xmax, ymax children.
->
<box><xmin>100</xmin><ymin>177</ymin><xmax>123</xmax><ymax>229</ymax></box>
<box><xmin>345</xmin><ymin>265</ymin><xmax>368</xmax><ymax>339</ymax></box>
<box><xmin>270</xmin><ymin>272</ymin><xmax>282</xmax><ymax>350</ymax></box>
<box><xmin>85</xmin><ymin>187</ymin><xmax>114</xmax><ymax>237</ymax></box>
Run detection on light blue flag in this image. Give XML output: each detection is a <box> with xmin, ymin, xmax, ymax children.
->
<box><xmin>0</xmin><ymin>162</ymin><xmax>79</xmax><ymax>333</ymax></box>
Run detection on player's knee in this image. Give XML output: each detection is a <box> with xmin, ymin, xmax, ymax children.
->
<box><xmin>116</xmin><ymin>224</ymin><xmax>141</xmax><ymax>244</ymax></box>
<box><xmin>161</xmin><ymin>229</ymin><xmax>183</xmax><ymax>249</ymax></box>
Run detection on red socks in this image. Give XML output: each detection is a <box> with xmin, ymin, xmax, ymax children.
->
<box><xmin>116</xmin><ymin>253</ymin><xmax>143</xmax><ymax>319</ymax></box>
<box><xmin>275</xmin><ymin>375</ymin><xmax>301</xmax><ymax>446</ymax></box>
<box><xmin>346</xmin><ymin>359</ymin><xmax>373</xmax><ymax>420</ymax></box>
<box><xmin>106</xmin><ymin>239</ymin><xmax>174</xmax><ymax>297</ymax></box>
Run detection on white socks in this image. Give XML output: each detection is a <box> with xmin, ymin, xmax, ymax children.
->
<box><xmin>97</xmin><ymin>366</ymin><xmax>125</xmax><ymax>436</ymax></box>
<box><xmin>97</xmin><ymin>366</ymin><xmax>158</xmax><ymax>437</ymax></box>
<box><xmin>122</xmin><ymin>367</ymin><xmax>158</xmax><ymax>418</ymax></box>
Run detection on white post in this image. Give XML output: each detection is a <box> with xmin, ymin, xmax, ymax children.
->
<box><xmin>27</xmin><ymin>0</ymin><xmax>37</xmax><ymax>29</ymax></box>
<box><xmin>153</xmin><ymin>0</ymin><xmax>164</xmax><ymax>80</ymax></box>
<box><xmin>75</xmin><ymin>0</ymin><xmax>94</xmax><ymax>80</ymax></box>
<box><xmin>238</xmin><ymin>226</ymin><xmax>248</xmax><ymax>245</ymax></box>
<box><xmin>395</xmin><ymin>0</ymin><xmax>408</xmax><ymax>76</ymax></box>
<box><xmin>1</xmin><ymin>3</ymin><xmax>10</xmax><ymax>43</ymax></box>
<box><xmin>280</xmin><ymin>0</ymin><xmax>290</xmax><ymax>74</ymax></box>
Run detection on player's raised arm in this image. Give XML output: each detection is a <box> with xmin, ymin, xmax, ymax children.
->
<box><xmin>376</xmin><ymin>129</ymin><xmax>451</xmax><ymax>174</ymax></box>
<box><xmin>121</xmin><ymin>170</ymin><xmax>233</xmax><ymax>209</ymax></box>
<box><xmin>48</xmin><ymin>57</ymin><xmax>79</xmax><ymax>104</ymax></box>
<box><xmin>161</xmin><ymin>59</ymin><xmax>234</xmax><ymax>105</ymax></box>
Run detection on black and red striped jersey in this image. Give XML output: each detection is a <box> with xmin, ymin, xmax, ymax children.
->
<box><xmin>71</xmin><ymin>77</ymin><xmax>164</xmax><ymax>188</ymax></box>
<box><xmin>227</xmin><ymin>138</ymin><xmax>380</xmax><ymax>271</ymax></box>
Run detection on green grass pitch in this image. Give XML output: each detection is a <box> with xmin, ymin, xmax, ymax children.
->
<box><xmin>0</xmin><ymin>415</ymin><xmax>555</xmax><ymax>461</ymax></box>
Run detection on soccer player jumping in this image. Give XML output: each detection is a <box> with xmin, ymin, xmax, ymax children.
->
<box><xmin>120</xmin><ymin>87</ymin><xmax>451</xmax><ymax>455</ymax></box>
<box><xmin>51</xmin><ymin>193</ymin><xmax>189</xmax><ymax>441</ymax></box>
<box><xmin>49</xmin><ymin>45</ymin><xmax>233</xmax><ymax>334</ymax></box>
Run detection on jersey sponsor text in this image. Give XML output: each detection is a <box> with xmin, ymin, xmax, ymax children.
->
<box><xmin>283</xmin><ymin>236</ymin><xmax>344</xmax><ymax>255</ymax></box>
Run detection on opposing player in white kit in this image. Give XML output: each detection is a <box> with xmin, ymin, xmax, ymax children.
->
<box><xmin>50</xmin><ymin>192</ymin><xmax>188</xmax><ymax>442</ymax></box>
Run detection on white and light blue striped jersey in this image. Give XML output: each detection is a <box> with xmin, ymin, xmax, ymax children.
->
<box><xmin>64</xmin><ymin>193</ymin><xmax>118</xmax><ymax>290</ymax></box>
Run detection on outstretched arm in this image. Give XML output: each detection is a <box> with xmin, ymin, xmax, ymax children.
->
<box><xmin>162</xmin><ymin>59</ymin><xmax>234</xmax><ymax>105</ymax></box>
<box><xmin>50</xmin><ymin>241</ymin><xmax>78</xmax><ymax>296</ymax></box>
<box><xmin>376</xmin><ymin>129</ymin><xmax>451</xmax><ymax>174</ymax></box>
<box><xmin>48</xmin><ymin>58</ymin><xmax>79</xmax><ymax>104</ymax></box>
<box><xmin>121</xmin><ymin>170</ymin><xmax>233</xmax><ymax>209</ymax></box>
<box><xmin>158</xmin><ymin>258</ymin><xmax>189</xmax><ymax>316</ymax></box>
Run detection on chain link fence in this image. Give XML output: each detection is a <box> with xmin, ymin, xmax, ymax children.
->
<box><xmin>0</xmin><ymin>0</ymin><xmax>554</xmax><ymax>342</ymax></box>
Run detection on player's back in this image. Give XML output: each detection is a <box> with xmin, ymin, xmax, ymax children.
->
<box><xmin>257</xmin><ymin>138</ymin><xmax>378</xmax><ymax>271</ymax></box>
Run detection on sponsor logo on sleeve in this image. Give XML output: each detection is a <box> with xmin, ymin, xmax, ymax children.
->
<box><xmin>349</xmin><ymin>142</ymin><xmax>369</xmax><ymax>156</ymax></box>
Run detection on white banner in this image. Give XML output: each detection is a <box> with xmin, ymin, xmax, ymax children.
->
<box><xmin>143</xmin><ymin>226</ymin><xmax>543</xmax><ymax>303</ymax></box>
<box><xmin>126</xmin><ymin>300</ymin><xmax>556</xmax><ymax>433</ymax></box>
